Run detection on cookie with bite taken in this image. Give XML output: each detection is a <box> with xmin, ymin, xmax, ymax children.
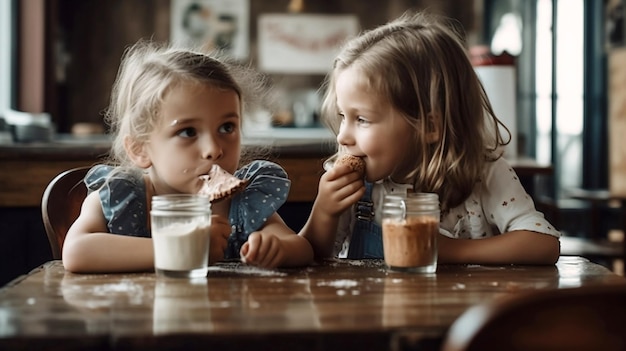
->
<box><xmin>334</xmin><ymin>154</ymin><xmax>365</xmax><ymax>177</ymax></box>
<box><xmin>198</xmin><ymin>164</ymin><xmax>247</xmax><ymax>202</ymax></box>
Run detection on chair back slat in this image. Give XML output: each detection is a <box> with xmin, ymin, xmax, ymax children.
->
<box><xmin>41</xmin><ymin>167</ymin><xmax>90</xmax><ymax>259</ymax></box>
<box><xmin>442</xmin><ymin>284</ymin><xmax>626</xmax><ymax>351</ymax></box>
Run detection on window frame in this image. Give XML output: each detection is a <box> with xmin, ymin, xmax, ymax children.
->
<box><xmin>484</xmin><ymin>0</ymin><xmax>608</xmax><ymax>199</ymax></box>
<box><xmin>0</xmin><ymin>0</ymin><xmax>17</xmax><ymax>114</ymax></box>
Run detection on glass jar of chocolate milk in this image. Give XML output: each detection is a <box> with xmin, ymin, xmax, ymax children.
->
<box><xmin>382</xmin><ymin>193</ymin><xmax>439</xmax><ymax>273</ymax></box>
<box><xmin>151</xmin><ymin>194</ymin><xmax>212</xmax><ymax>279</ymax></box>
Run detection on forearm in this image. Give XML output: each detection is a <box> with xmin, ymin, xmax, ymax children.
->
<box><xmin>299</xmin><ymin>168</ymin><xmax>364</xmax><ymax>258</ymax></box>
<box><xmin>279</xmin><ymin>234</ymin><xmax>315</xmax><ymax>267</ymax></box>
<box><xmin>299</xmin><ymin>206</ymin><xmax>340</xmax><ymax>258</ymax></box>
<box><xmin>437</xmin><ymin>230</ymin><xmax>560</xmax><ymax>265</ymax></box>
<box><xmin>63</xmin><ymin>233</ymin><xmax>154</xmax><ymax>273</ymax></box>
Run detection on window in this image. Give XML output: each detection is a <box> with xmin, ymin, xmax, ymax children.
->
<box><xmin>0</xmin><ymin>0</ymin><xmax>15</xmax><ymax>114</ymax></box>
<box><xmin>536</xmin><ymin>0</ymin><xmax>585</xmax><ymax>196</ymax></box>
<box><xmin>486</xmin><ymin>0</ymin><xmax>606</xmax><ymax>199</ymax></box>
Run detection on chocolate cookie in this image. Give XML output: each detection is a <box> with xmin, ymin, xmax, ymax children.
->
<box><xmin>334</xmin><ymin>154</ymin><xmax>365</xmax><ymax>176</ymax></box>
<box><xmin>199</xmin><ymin>164</ymin><xmax>247</xmax><ymax>202</ymax></box>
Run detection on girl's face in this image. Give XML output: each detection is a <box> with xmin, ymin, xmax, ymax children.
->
<box><xmin>335</xmin><ymin>66</ymin><xmax>414</xmax><ymax>183</ymax></box>
<box><xmin>142</xmin><ymin>82</ymin><xmax>241</xmax><ymax>195</ymax></box>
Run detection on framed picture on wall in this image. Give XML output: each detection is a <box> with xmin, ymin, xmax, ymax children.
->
<box><xmin>170</xmin><ymin>0</ymin><xmax>249</xmax><ymax>60</ymax></box>
<box><xmin>258</xmin><ymin>14</ymin><xmax>359</xmax><ymax>74</ymax></box>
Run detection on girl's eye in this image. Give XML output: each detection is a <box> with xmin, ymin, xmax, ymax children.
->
<box><xmin>177</xmin><ymin>127</ymin><xmax>197</xmax><ymax>138</ymax></box>
<box><xmin>357</xmin><ymin>116</ymin><xmax>370</xmax><ymax>125</ymax></box>
<box><xmin>219</xmin><ymin>122</ymin><xmax>236</xmax><ymax>134</ymax></box>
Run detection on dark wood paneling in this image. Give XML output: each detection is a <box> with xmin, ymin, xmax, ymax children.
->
<box><xmin>49</xmin><ymin>0</ymin><xmax>171</xmax><ymax>132</ymax></box>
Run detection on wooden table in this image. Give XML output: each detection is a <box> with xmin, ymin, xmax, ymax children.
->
<box><xmin>506</xmin><ymin>157</ymin><xmax>553</xmax><ymax>177</ymax></box>
<box><xmin>1</xmin><ymin>257</ymin><xmax>624</xmax><ymax>351</ymax></box>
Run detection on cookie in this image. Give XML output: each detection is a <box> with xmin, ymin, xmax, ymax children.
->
<box><xmin>334</xmin><ymin>154</ymin><xmax>365</xmax><ymax>176</ymax></box>
<box><xmin>199</xmin><ymin>164</ymin><xmax>247</xmax><ymax>202</ymax></box>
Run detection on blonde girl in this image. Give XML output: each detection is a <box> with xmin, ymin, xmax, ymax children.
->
<box><xmin>300</xmin><ymin>11</ymin><xmax>560</xmax><ymax>265</ymax></box>
<box><xmin>63</xmin><ymin>40</ymin><xmax>313</xmax><ymax>272</ymax></box>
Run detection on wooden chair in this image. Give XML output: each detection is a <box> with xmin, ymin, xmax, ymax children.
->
<box><xmin>41</xmin><ymin>167</ymin><xmax>90</xmax><ymax>259</ymax></box>
<box><xmin>441</xmin><ymin>284</ymin><xmax>626</xmax><ymax>351</ymax></box>
<box><xmin>564</xmin><ymin>188</ymin><xmax>626</xmax><ymax>263</ymax></box>
<box><xmin>536</xmin><ymin>193</ymin><xmax>625</xmax><ymax>265</ymax></box>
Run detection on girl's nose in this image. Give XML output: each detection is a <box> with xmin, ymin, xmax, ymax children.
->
<box><xmin>201</xmin><ymin>137</ymin><xmax>222</xmax><ymax>160</ymax></box>
<box><xmin>336</xmin><ymin>123</ymin><xmax>354</xmax><ymax>147</ymax></box>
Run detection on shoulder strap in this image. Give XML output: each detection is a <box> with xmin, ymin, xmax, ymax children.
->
<box><xmin>355</xmin><ymin>182</ymin><xmax>375</xmax><ymax>222</ymax></box>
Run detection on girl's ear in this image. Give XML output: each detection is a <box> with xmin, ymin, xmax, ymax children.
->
<box><xmin>424</xmin><ymin>114</ymin><xmax>441</xmax><ymax>144</ymax></box>
<box><xmin>124</xmin><ymin>136</ymin><xmax>152</xmax><ymax>168</ymax></box>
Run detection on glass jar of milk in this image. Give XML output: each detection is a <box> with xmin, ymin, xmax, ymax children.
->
<box><xmin>151</xmin><ymin>194</ymin><xmax>212</xmax><ymax>278</ymax></box>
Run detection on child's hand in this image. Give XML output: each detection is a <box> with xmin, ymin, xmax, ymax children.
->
<box><xmin>209</xmin><ymin>214</ymin><xmax>231</xmax><ymax>264</ymax></box>
<box><xmin>316</xmin><ymin>165</ymin><xmax>365</xmax><ymax>217</ymax></box>
<box><xmin>239</xmin><ymin>231</ymin><xmax>285</xmax><ymax>268</ymax></box>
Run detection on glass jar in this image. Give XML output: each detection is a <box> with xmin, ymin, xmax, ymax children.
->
<box><xmin>382</xmin><ymin>193</ymin><xmax>439</xmax><ymax>273</ymax></box>
<box><xmin>151</xmin><ymin>194</ymin><xmax>212</xmax><ymax>278</ymax></box>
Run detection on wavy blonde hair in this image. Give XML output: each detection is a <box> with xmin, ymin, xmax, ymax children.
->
<box><xmin>320</xmin><ymin>11</ymin><xmax>510</xmax><ymax>213</ymax></box>
<box><xmin>105</xmin><ymin>40</ymin><xmax>271</xmax><ymax>172</ymax></box>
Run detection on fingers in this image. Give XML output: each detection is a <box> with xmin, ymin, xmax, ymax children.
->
<box><xmin>321</xmin><ymin>169</ymin><xmax>364</xmax><ymax>200</ymax></box>
<box><xmin>209</xmin><ymin>245</ymin><xmax>225</xmax><ymax>264</ymax></box>
<box><xmin>240</xmin><ymin>242</ymin><xmax>249</xmax><ymax>263</ymax></box>
<box><xmin>241</xmin><ymin>233</ymin><xmax>257</xmax><ymax>265</ymax></box>
<box><xmin>211</xmin><ymin>215</ymin><xmax>231</xmax><ymax>240</ymax></box>
<box><xmin>317</xmin><ymin>166</ymin><xmax>365</xmax><ymax>217</ymax></box>
<box><xmin>240</xmin><ymin>232</ymin><xmax>282</xmax><ymax>268</ymax></box>
<box><xmin>331</xmin><ymin>178</ymin><xmax>365</xmax><ymax>204</ymax></box>
<box><xmin>209</xmin><ymin>215</ymin><xmax>231</xmax><ymax>264</ymax></box>
<box><xmin>323</xmin><ymin>164</ymin><xmax>362</xmax><ymax>181</ymax></box>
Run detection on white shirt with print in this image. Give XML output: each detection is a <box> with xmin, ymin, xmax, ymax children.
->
<box><xmin>333</xmin><ymin>157</ymin><xmax>561</xmax><ymax>257</ymax></box>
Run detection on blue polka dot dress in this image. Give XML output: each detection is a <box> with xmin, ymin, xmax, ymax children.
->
<box><xmin>85</xmin><ymin>166</ymin><xmax>149</xmax><ymax>237</ymax></box>
<box><xmin>225</xmin><ymin>160</ymin><xmax>291</xmax><ymax>258</ymax></box>
<box><xmin>84</xmin><ymin>160</ymin><xmax>291</xmax><ymax>258</ymax></box>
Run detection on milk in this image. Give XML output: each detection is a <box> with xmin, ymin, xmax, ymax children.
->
<box><xmin>153</xmin><ymin>221</ymin><xmax>210</xmax><ymax>271</ymax></box>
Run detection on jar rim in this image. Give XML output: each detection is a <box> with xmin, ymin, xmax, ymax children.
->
<box><xmin>383</xmin><ymin>192</ymin><xmax>439</xmax><ymax>219</ymax></box>
<box><xmin>151</xmin><ymin>194</ymin><xmax>212</xmax><ymax>213</ymax></box>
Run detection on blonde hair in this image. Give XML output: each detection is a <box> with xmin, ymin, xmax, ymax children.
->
<box><xmin>105</xmin><ymin>40</ymin><xmax>270</xmax><ymax>171</ymax></box>
<box><xmin>320</xmin><ymin>11</ymin><xmax>510</xmax><ymax>212</ymax></box>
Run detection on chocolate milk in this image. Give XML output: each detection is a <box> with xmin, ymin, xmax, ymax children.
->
<box><xmin>382</xmin><ymin>193</ymin><xmax>439</xmax><ymax>273</ymax></box>
<box><xmin>382</xmin><ymin>216</ymin><xmax>438</xmax><ymax>269</ymax></box>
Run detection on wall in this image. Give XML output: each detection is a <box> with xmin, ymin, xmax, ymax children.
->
<box><xmin>42</xmin><ymin>0</ymin><xmax>479</xmax><ymax>132</ymax></box>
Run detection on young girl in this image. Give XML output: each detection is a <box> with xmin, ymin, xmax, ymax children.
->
<box><xmin>300</xmin><ymin>11</ymin><xmax>561</xmax><ymax>265</ymax></box>
<box><xmin>63</xmin><ymin>40</ymin><xmax>313</xmax><ymax>273</ymax></box>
